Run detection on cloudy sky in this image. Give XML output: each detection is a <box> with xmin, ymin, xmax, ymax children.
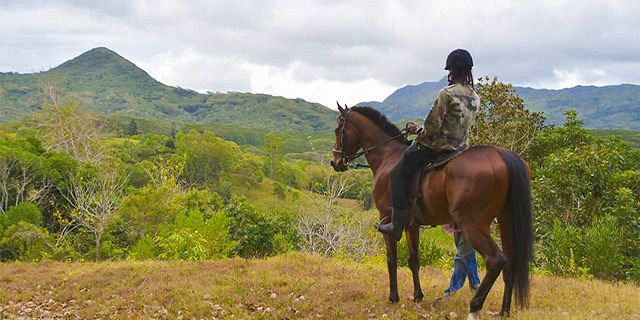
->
<box><xmin>1</xmin><ymin>0</ymin><xmax>639</xmax><ymax>107</ymax></box>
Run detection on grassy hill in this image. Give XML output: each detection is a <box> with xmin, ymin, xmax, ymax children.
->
<box><xmin>359</xmin><ymin>78</ymin><xmax>640</xmax><ymax>130</ymax></box>
<box><xmin>1</xmin><ymin>253</ymin><xmax>638</xmax><ymax>319</ymax></box>
<box><xmin>0</xmin><ymin>47</ymin><xmax>336</xmax><ymax>132</ymax></box>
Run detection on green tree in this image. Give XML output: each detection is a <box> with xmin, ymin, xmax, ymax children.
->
<box><xmin>0</xmin><ymin>203</ymin><xmax>43</xmax><ymax>234</ymax></box>
<box><xmin>175</xmin><ymin>130</ymin><xmax>241</xmax><ymax>186</ymax></box>
<box><xmin>126</xmin><ymin>119</ymin><xmax>139</xmax><ymax>136</ymax></box>
<box><xmin>532</xmin><ymin>111</ymin><xmax>640</xmax><ymax>280</ymax></box>
<box><xmin>263</xmin><ymin>132</ymin><xmax>283</xmax><ymax>178</ymax></box>
<box><xmin>471</xmin><ymin>76</ymin><xmax>547</xmax><ymax>158</ymax></box>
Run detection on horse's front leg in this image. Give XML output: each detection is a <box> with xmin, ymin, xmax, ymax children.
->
<box><xmin>383</xmin><ymin>235</ymin><xmax>399</xmax><ymax>303</ymax></box>
<box><xmin>406</xmin><ymin>224</ymin><xmax>424</xmax><ymax>302</ymax></box>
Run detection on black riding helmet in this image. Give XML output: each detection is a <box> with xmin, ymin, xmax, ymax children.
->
<box><xmin>445</xmin><ymin>49</ymin><xmax>473</xmax><ymax>70</ymax></box>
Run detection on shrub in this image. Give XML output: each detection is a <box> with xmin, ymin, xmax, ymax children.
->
<box><xmin>155</xmin><ymin>209</ymin><xmax>236</xmax><ymax>260</ymax></box>
<box><xmin>156</xmin><ymin>228</ymin><xmax>209</xmax><ymax>261</ymax></box>
<box><xmin>119</xmin><ymin>185</ymin><xmax>180</xmax><ymax>243</ymax></box>
<box><xmin>397</xmin><ymin>233</ymin><xmax>446</xmax><ymax>267</ymax></box>
<box><xmin>174</xmin><ymin>189</ymin><xmax>224</xmax><ymax>219</ymax></box>
<box><xmin>0</xmin><ymin>203</ymin><xmax>43</xmax><ymax>233</ymax></box>
<box><xmin>0</xmin><ymin>221</ymin><xmax>53</xmax><ymax>261</ymax></box>
<box><xmin>582</xmin><ymin>215</ymin><xmax>626</xmax><ymax>279</ymax></box>
<box><xmin>85</xmin><ymin>239</ymin><xmax>126</xmax><ymax>261</ymax></box>
<box><xmin>540</xmin><ymin>216</ymin><xmax>626</xmax><ymax>279</ymax></box>
<box><xmin>128</xmin><ymin>235</ymin><xmax>157</xmax><ymax>260</ymax></box>
<box><xmin>224</xmin><ymin>196</ymin><xmax>297</xmax><ymax>258</ymax></box>
<box><xmin>51</xmin><ymin>243</ymin><xmax>81</xmax><ymax>262</ymax></box>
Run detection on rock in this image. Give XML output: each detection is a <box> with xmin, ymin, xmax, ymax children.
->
<box><xmin>449</xmin><ymin>311</ymin><xmax>459</xmax><ymax>318</ymax></box>
<box><xmin>269</xmin><ymin>292</ymin><xmax>277</xmax><ymax>299</ymax></box>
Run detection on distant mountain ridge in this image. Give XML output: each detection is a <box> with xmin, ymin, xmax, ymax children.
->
<box><xmin>0</xmin><ymin>47</ymin><xmax>337</xmax><ymax>132</ymax></box>
<box><xmin>358</xmin><ymin>78</ymin><xmax>640</xmax><ymax>130</ymax></box>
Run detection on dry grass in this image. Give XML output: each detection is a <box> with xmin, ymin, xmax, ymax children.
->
<box><xmin>0</xmin><ymin>253</ymin><xmax>638</xmax><ymax>319</ymax></box>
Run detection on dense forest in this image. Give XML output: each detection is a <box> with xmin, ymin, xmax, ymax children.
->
<box><xmin>1</xmin><ymin>76</ymin><xmax>638</xmax><ymax>284</ymax></box>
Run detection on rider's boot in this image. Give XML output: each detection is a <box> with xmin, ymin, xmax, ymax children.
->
<box><xmin>374</xmin><ymin>207</ymin><xmax>408</xmax><ymax>242</ymax></box>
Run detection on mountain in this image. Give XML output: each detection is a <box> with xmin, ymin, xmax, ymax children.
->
<box><xmin>0</xmin><ymin>47</ymin><xmax>336</xmax><ymax>132</ymax></box>
<box><xmin>358</xmin><ymin>79</ymin><xmax>640</xmax><ymax>130</ymax></box>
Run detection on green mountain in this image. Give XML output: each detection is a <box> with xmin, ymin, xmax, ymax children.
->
<box><xmin>0</xmin><ymin>47</ymin><xmax>336</xmax><ymax>132</ymax></box>
<box><xmin>359</xmin><ymin>78</ymin><xmax>640</xmax><ymax>130</ymax></box>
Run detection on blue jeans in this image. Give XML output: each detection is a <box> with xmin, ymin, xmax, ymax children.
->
<box><xmin>445</xmin><ymin>231</ymin><xmax>481</xmax><ymax>293</ymax></box>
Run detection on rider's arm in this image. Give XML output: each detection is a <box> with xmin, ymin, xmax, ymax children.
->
<box><xmin>421</xmin><ymin>89</ymin><xmax>450</xmax><ymax>141</ymax></box>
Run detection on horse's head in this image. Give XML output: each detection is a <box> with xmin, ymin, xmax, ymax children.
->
<box><xmin>331</xmin><ymin>102</ymin><xmax>360</xmax><ymax>172</ymax></box>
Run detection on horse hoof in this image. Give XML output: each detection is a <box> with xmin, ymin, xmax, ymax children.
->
<box><xmin>388</xmin><ymin>294</ymin><xmax>400</xmax><ymax>304</ymax></box>
<box><xmin>413</xmin><ymin>293</ymin><xmax>424</xmax><ymax>303</ymax></box>
<box><xmin>499</xmin><ymin>311</ymin><xmax>510</xmax><ymax>318</ymax></box>
<box><xmin>467</xmin><ymin>312</ymin><xmax>479</xmax><ymax>320</ymax></box>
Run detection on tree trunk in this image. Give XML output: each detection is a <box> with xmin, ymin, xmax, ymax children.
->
<box><xmin>95</xmin><ymin>233</ymin><xmax>102</xmax><ymax>262</ymax></box>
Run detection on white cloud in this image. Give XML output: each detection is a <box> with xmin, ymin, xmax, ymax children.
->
<box><xmin>245</xmin><ymin>61</ymin><xmax>396</xmax><ymax>107</ymax></box>
<box><xmin>1</xmin><ymin>0</ymin><xmax>639</xmax><ymax>107</ymax></box>
<box><xmin>138</xmin><ymin>49</ymin><xmax>252</xmax><ymax>92</ymax></box>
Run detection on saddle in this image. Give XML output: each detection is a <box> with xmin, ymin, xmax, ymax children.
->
<box><xmin>406</xmin><ymin>149</ymin><xmax>463</xmax><ymax>226</ymax></box>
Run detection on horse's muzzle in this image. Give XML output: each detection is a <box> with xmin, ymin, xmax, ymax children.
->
<box><xmin>330</xmin><ymin>160</ymin><xmax>347</xmax><ymax>172</ymax></box>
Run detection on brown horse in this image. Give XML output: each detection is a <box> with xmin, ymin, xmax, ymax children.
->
<box><xmin>330</xmin><ymin>104</ymin><xmax>533</xmax><ymax>319</ymax></box>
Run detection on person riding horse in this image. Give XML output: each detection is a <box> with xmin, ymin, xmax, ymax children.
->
<box><xmin>375</xmin><ymin>49</ymin><xmax>480</xmax><ymax>241</ymax></box>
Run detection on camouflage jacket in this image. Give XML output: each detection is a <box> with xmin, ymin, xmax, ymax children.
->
<box><xmin>416</xmin><ymin>83</ymin><xmax>479</xmax><ymax>151</ymax></box>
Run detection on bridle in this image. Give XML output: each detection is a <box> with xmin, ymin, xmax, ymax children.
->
<box><xmin>332</xmin><ymin>109</ymin><xmax>409</xmax><ymax>169</ymax></box>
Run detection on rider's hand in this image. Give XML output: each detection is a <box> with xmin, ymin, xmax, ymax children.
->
<box><xmin>406</xmin><ymin>123</ymin><xmax>423</xmax><ymax>135</ymax></box>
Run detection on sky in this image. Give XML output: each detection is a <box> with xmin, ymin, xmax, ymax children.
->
<box><xmin>1</xmin><ymin>0</ymin><xmax>639</xmax><ymax>108</ymax></box>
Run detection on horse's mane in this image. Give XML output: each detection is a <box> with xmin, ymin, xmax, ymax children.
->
<box><xmin>350</xmin><ymin>106</ymin><xmax>411</xmax><ymax>145</ymax></box>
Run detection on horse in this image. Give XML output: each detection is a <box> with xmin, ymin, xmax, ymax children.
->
<box><xmin>330</xmin><ymin>104</ymin><xmax>533</xmax><ymax>320</ymax></box>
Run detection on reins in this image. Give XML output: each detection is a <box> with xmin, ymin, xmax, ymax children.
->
<box><xmin>332</xmin><ymin>110</ymin><xmax>410</xmax><ymax>169</ymax></box>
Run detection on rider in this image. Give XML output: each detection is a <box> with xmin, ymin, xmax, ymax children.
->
<box><xmin>375</xmin><ymin>49</ymin><xmax>480</xmax><ymax>241</ymax></box>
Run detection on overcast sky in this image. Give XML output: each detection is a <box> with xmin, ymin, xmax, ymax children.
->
<box><xmin>1</xmin><ymin>0</ymin><xmax>639</xmax><ymax>108</ymax></box>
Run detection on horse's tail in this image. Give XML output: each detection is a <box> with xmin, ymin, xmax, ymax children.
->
<box><xmin>499</xmin><ymin>149</ymin><xmax>533</xmax><ymax>308</ymax></box>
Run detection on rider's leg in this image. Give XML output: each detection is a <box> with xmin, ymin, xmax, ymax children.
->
<box><xmin>375</xmin><ymin>141</ymin><xmax>434</xmax><ymax>241</ymax></box>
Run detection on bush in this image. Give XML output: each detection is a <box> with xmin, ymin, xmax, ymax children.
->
<box><xmin>51</xmin><ymin>243</ymin><xmax>81</xmax><ymax>262</ymax></box>
<box><xmin>0</xmin><ymin>203</ymin><xmax>43</xmax><ymax>234</ymax></box>
<box><xmin>156</xmin><ymin>228</ymin><xmax>210</xmax><ymax>261</ymax></box>
<box><xmin>85</xmin><ymin>239</ymin><xmax>126</xmax><ymax>261</ymax></box>
<box><xmin>174</xmin><ymin>189</ymin><xmax>224</xmax><ymax>219</ymax></box>
<box><xmin>128</xmin><ymin>235</ymin><xmax>157</xmax><ymax>260</ymax></box>
<box><xmin>119</xmin><ymin>185</ymin><xmax>180</xmax><ymax>243</ymax></box>
<box><xmin>224</xmin><ymin>196</ymin><xmax>297</xmax><ymax>258</ymax></box>
<box><xmin>0</xmin><ymin>221</ymin><xmax>53</xmax><ymax>261</ymax></box>
<box><xmin>540</xmin><ymin>216</ymin><xmax>626</xmax><ymax>279</ymax></box>
<box><xmin>155</xmin><ymin>209</ymin><xmax>236</xmax><ymax>260</ymax></box>
<box><xmin>582</xmin><ymin>215</ymin><xmax>626</xmax><ymax>278</ymax></box>
<box><xmin>397</xmin><ymin>232</ymin><xmax>446</xmax><ymax>267</ymax></box>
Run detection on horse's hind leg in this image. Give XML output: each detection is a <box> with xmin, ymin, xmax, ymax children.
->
<box><xmin>497</xmin><ymin>215</ymin><xmax>515</xmax><ymax>317</ymax></box>
<box><xmin>406</xmin><ymin>225</ymin><xmax>424</xmax><ymax>302</ymax></box>
<box><xmin>461</xmin><ymin>225</ymin><xmax>506</xmax><ymax>320</ymax></box>
<box><xmin>384</xmin><ymin>235</ymin><xmax>400</xmax><ymax>303</ymax></box>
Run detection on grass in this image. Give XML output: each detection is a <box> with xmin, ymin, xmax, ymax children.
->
<box><xmin>1</xmin><ymin>253</ymin><xmax>638</xmax><ymax>319</ymax></box>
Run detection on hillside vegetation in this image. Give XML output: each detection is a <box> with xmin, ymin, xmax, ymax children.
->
<box><xmin>0</xmin><ymin>68</ymin><xmax>638</xmax><ymax>319</ymax></box>
<box><xmin>1</xmin><ymin>253</ymin><xmax>638</xmax><ymax>319</ymax></box>
<box><xmin>0</xmin><ymin>47</ymin><xmax>336</xmax><ymax>132</ymax></box>
<box><xmin>359</xmin><ymin>77</ymin><xmax>640</xmax><ymax>130</ymax></box>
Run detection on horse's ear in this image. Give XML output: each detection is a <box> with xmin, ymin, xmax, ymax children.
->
<box><xmin>337</xmin><ymin>101</ymin><xmax>345</xmax><ymax>114</ymax></box>
<box><xmin>345</xmin><ymin>104</ymin><xmax>350</xmax><ymax>111</ymax></box>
